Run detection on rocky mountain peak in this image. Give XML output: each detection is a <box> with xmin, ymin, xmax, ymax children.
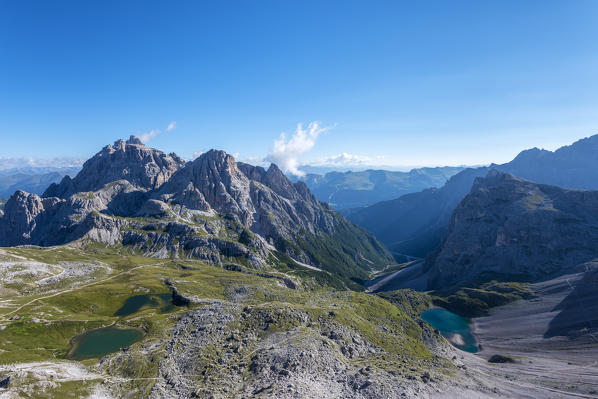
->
<box><xmin>471</xmin><ymin>169</ymin><xmax>520</xmax><ymax>191</ymax></box>
<box><xmin>263</xmin><ymin>164</ymin><xmax>305</xmax><ymax>201</ymax></box>
<box><xmin>43</xmin><ymin>138</ymin><xmax>186</xmax><ymax>198</ymax></box>
<box><xmin>158</xmin><ymin>149</ymin><xmax>254</xmax><ymax>225</ymax></box>
<box><xmin>126</xmin><ymin>135</ymin><xmax>145</xmax><ymax>145</ymax></box>
<box><xmin>194</xmin><ymin>150</ymin><xmax>239</xmax><ymax>176</ymax></box>
<box><xmin>188</xmin><ymin>150</ymin><xmax>247</xmax><ymax>189</ymax></box>
<box><xmin>426</xmin><ymin>171</ymin><xmax>598</xmax><ymax>289</ymax></box>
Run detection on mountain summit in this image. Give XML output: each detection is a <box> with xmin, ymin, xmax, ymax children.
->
<box><xmin>43</xmin><ymin>136</ymin><xmax>185</xmax><ymax>198</ymax></box>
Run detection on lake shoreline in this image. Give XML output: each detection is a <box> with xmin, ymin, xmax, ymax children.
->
<box><xmin>66</xmin><ymin>324</ymin><xmax>145</xmax><ymax>361</ymax></box>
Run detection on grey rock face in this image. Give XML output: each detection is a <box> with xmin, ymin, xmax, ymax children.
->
<box><xmin>159</xmin><ymin>150</ymin><xmax>255</xmax><ymax>225</ymax></box>
<box><xmin>426</xmin><ymin>171</ymin><xmax>598</xmax><ymax>289</ymax></box>
<box><xmin>43</xmin><ymin>136</ymin><xmax>185</xmax><ymax>198</ymax></box>
<box><xmin>545</xmin><ymin>261</ymin><xmax>598</xmax><ymax>338</ymax></box>
<box><xmin>0</xmin><ymin>190</ymin><xmax>63</xmax><ymax>246</ymax></box>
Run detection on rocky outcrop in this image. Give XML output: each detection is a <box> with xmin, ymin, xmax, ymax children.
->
<box><xmin>545</xmin><ymin>261</ymin><xmax>598</xmax><ymax>338</ymax></box>
<box><xmin>147</xmin><ymin>302</ymin><xmax>445</xmax><ymax>399</ymax></box>
<box><xmin>0</xmin><ymin>190</ymin><xmax>64</xmax><ymax>246</ymax></box>
<box><xmin>158</xmin><ymin>150</ymin><xmax>255</xmax><ymax>225</ymax></box>
<box><xmin>425</xmin><ymin>171</ymin><xmax>598</xmax><ymax>289</ymax></box>
<box><xmin>43</xmin><ymin>136</ymin><xmax>185</xmax><ymax>198</ymax></box>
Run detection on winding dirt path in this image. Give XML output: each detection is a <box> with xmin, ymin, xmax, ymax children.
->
<box><xmin>0</xmin><ymin>262</ymin><xmax>163</xmax><ymax>321</ymax></box>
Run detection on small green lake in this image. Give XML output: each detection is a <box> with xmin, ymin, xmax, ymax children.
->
<box><xmin>114</xmin><ymin>293</ymin><xmax>173</xmax><ymax>316</ymax></box>
<box><xmin>67</xmin><ymin>326</ymin><xmax>144</xmax><ymax>360</ymax></box>
<box><xmin>421</xmin><ymin>308</ymin><xmax>478</xmax><ymax>353</ymax></box>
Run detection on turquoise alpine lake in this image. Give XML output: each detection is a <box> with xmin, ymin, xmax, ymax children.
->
<box><xmin>114</xmin><ymin>293</ymin><xmax>174</xmax><ymax>316</ymax></box>
<box><xmin>420</xmin><ymin>308</ymin><xmax>478</xmax><ymax>353</ymax></box>
<box><xmin>67</xmin><ymin>326</ymin><xmax>144</xmax><ymax>360</ymax></box>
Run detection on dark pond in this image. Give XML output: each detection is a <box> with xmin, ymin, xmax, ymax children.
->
<box><xmin>114</xmin><ymin>293</ymin><xmax>173</xmax><ymax>316</ymax></box>
<box><xmin>421</xmin><ymin>308</ymin><xmax>478</xmax><ymax>353</ymax></box>
<box><xmin>67</xmin><ymin>326</ymin><xmax>143</xmax><ymax>360</ymax></box>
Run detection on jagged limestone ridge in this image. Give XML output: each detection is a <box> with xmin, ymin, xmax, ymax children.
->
<box><xmin>0</xmin><ymin>137</ymin><xmax>394</xmax><ymax>284</ymax></box>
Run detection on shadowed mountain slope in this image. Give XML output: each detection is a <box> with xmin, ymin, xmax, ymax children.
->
<box><xmin>425</xmin><ymin>171</ymin><xmax>598</xmax><ymax>289</ymax></box>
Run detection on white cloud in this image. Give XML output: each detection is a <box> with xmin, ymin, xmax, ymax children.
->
<box><xmin>235</xmin><ymin>154</ymin><xmax>270</xmax><ymax>167</ymax></box>
<box><xmin>267</xmin><ymin>122</ymin><xmax>332</xmax><ymax>176</ymax></box>
<box><xmin>138</xmin><ymin>129</ymin><xmax>161</xmax><ymax>143</ymax></box>
<box><xmin>310</xmin><ymin>152</ymin><xmax>376</xmax><ymax>167</ymax></box>
<box><xmin>138</xmin><ymin>121</ymin><xmax>177</xmax><ymax>143</ymax></box>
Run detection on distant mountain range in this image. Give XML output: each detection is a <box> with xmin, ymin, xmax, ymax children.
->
<box><xmin>346</xmin><ymin>134</ymin><xmax>598</xmax><ymax>258</ymax></box>
<box><xmin>0</xmin><ymin>136</ymin><xmax>393</xmax><ymax>287</ymax></box>
<box><xmin>0</xmin><ymin>167</ymin><xmax>80</xmax><ymax>198</ymax></box>
<box><xmin>294</xmin><ymin>166</ymin><xmax>465</xmax><ymax>209</ymax></box>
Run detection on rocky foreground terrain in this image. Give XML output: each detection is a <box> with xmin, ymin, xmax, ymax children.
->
<box><xmin>468</xmin><ymin>265</ymin><xmax>598</xmax><ymax>398</ymax></box>
<box><xmin>0</xmin><ymin>245</ymin><xmax>499</xmax><ymax>399</ymax></box>
<box><xmin>2</xmin><ymin>243</ymin><xmax>591</xmax><ymax>398</ymax></box>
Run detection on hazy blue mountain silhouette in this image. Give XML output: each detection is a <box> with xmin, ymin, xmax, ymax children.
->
<box><xmin>0</xmin><ymin>167</ymin><xmax>80</xmax><ymax>198</ymax></box>
<box><xmin>295</xmin><ymin>166</ymin><xmax>464</xmax><ymax>210</ymax></box>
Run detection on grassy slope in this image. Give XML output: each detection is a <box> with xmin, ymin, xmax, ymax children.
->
<box><xmin>431</xmin><ymin>281</ymin><xmax>537</xmax><ymax>317</ymax></box>
<box><xmin>277</xmin><ymin>215</ymin><xmax>395</xmax><ymax>288</ymax></box>
<box><xmin>105</xmin><ymin>205</ymin><xmax>393</xmax><ymax>290</ymax></box>
<box><xmin>0</xmin><ymin>244</ymin><xmax>438</xmax><ymax>398</ymax></box>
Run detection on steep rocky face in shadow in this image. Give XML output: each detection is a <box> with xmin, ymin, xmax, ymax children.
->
<box><xmin>425</xmin><ymin>171</ymin><xmax>598</xmax><ymax>289</ymax></box>
<box><xmin>345</xmin><ymin>167</ymin><xmax>487</xmax><ymax>258</ymax></box>
<box><xmin>545</xmin><ymin>261</ymin><xmax>598</xmax><ymax>338</ymax></box>
<box><xmin>0</xmin><ymin>190</ymin><xmax>64</xmax><ymax>246</ymax></box>
<box><xmin>0</xmin><ymin>138</ymin><xmax>393</xmax><ymax>283</ymax></box>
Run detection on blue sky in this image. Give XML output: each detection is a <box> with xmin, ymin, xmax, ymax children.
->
<box><xmin>1</xmin><ymin>1</ymin><xmax>598</xmax><ymax>170</ymax></box>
